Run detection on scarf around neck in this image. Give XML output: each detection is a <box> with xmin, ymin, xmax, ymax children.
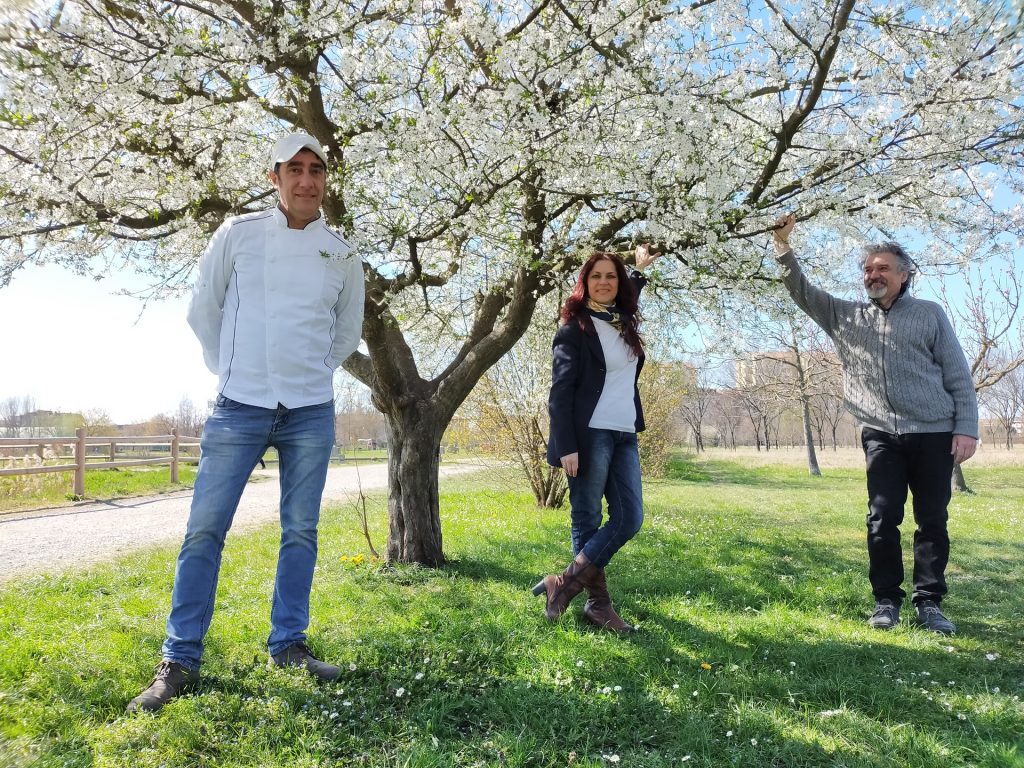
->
<box><xmin>586</xmin><ymin>297</ymin><xmax>625</xmax><ymax>334</ymax></box>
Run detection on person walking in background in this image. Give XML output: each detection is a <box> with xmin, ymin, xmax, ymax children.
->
<box><xmin>534</xmin><ymin>245</ymin><xmax>660</xmax><ymax>634</ymax></box>
<box><xmin>127</xmin><ymin>131</ymin><xmax>364</xmax><ymax>712</ymax></box>
<box><xmin>772</xmin><ymin>213</ymin><xmax>977</xmax><ymax>635</ymax></box>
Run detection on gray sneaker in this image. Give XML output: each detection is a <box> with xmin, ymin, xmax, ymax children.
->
<box><xmin>126</xmin><ymin>660</ymin><xmax>200</xmax><ymax>713</ymax></box>
<box><xmin>269</xmin><ymin>643</ymin><xmax>340</xmax><ymax>682</ymax></box>
<box><xmin>916</xmin><ymin>601</ymin><xmax>956</xmax><ymax>635</ymax></box>
<box><xmin>868</xmin><ymin>599</ymin><xmax>901</xmax><ymax>630</ymax></box>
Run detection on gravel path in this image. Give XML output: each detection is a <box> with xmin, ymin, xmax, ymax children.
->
<box><xmin>0</xmin><ymin>463</ymin><xmax>478</xmax><ymax>583</ymax></box>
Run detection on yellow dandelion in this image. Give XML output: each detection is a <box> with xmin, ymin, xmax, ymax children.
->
<box><xmin>700</xmin><ymin>662</ymin><xmax>712</xmax><ymax>670</ymax></box>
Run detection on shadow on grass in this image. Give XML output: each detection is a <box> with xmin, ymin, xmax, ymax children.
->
<box><xmin>442</xmin><ymin>500</ymin><xmax>869</xmax><ymax>619</ymax></box>
<box><xmin>126</xmin><ymin>558</ymin><xmax>1022</xmax><ymax>767</ymax></box>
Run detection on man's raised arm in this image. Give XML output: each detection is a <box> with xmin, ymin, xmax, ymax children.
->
<box><xmin>772</xmin><ymin>213</ymin><xmax>844</xmax><ymax>338</ymax></box>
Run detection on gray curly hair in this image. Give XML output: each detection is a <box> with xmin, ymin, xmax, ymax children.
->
<box><xmin>862</xmin><ymin>241</ymin><xmax>915</xmax><ymax>294</ymax></box>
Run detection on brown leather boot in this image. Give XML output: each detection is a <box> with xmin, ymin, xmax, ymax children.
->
<box><xmin>583</xmin><ymin>568</ymin><xmax>635</xmax><ymax>634</ymax></box>
<box><xmin>532</xmin><ymin>553</ymin><xmax>595</xmax><ymax>621</ymax></box>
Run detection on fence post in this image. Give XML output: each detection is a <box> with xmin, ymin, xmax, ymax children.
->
<box><xmin>109</xmin><ymin>441</ymin><xmax>116</xmax><ymax>462</ymax></box>
<box><xmin>74</xmin><ymin>427</ymin><xmax>87</xmax><ymax>497</ymax></box>
<box><xmin>171</xmin><ymin>428</ymin><xmax>180</xmax><ymax>483</ymax></box>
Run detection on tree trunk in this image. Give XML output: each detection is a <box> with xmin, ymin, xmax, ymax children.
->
<box><xmin>951</xmin><ymin>464</ymin><xmax>972</xmax><ymax>494</ymax></box>
<box><xmin>543</xmin><ymin>469</ymin><xmax>567</xmax><ymax>508</ymax></box>
<box><xmin>801</xmin><ymin>397</ymin><xmax>821</xmax><ymax>476</ymax></box>
<box><xmin>347</xmin><ymin>253</ymin><xmax>547</xmax><ymax>566</ymax></box>
<box><xmin>384</xmin><ymin>406</ymin><xmax>444</xmax><ymax>565</ymax></box>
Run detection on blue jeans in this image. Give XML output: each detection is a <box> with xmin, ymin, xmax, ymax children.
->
<box><xmin>567</xmin><ymin>429</ymin><xmax>644</xmax><ymax>568</ymax></box>
<box><xmin>162</xmin><ymin>396</ymin><xmax>335</xmax><ymax>669</ymax></box>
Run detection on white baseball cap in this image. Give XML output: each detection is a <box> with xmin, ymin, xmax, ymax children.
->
<box><xmin>269</xmin><ymin>132</ymin><xmax>328</xmax><ymax>169</ymax></box>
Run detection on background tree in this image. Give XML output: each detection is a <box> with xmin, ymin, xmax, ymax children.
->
<box><xmin>3</xmin><ymin>1</ymin><xmax>1023</xmax><ymax>563</ymax></box>
<box><xmin>155</xmin><ymin>397</ymin><xmax>209</xmax><ymax>438</ymax></box>
<box><xmin>981</xmin><ymin>361</ymin><xmax>1024</xmax><ymax>450</ymax></box>
<box><xmin>464</xmin><ymin>298</ymin><xmax>568</xmax><ymax>509</ymax></box>
<box><xmin>726</xmin><ymin>288</ymin><xmax>833</xmax><ymax>473</ymax></box>
<box><xmin>737</xmin><ymin>340</ymin><xmax>822</xmax><ymax>474</ymax></box>
<box><xmin>808</xmin><ymin>377</ymin><xmax>847</xmax><ymax>451</ymax></box>
<box><xmin>635</xmin><ymin>359</ymin><xmax>688</xmax><ymax>475</ymax></box>
<box><xmin>736</xmin><ymin>384</ymin><xmax>782</xmax><ymax>452</ymax></box>
<box><xmin>708</xmin><ymin>389</ymin><xmax>745</xmax><ymax>450</ymax></box>
<box><xmin>939</xmin><ymin>256</ymin><xmax>1024</xmax><ymax>490</ymax></box>
<box><xmin>333</xmin><ymin>377</ymin><xmax>387</xmax><ymax>452</ymax></box>
<box><xmin>674</xmin><ymin>363</ymin><xmax>713</xmax><ymax>453</ymax></box>
<box><xmin>0</xmin><ymin>395</ymin><xmax>37</xmax><ymax>438</ymax></box>
<box><xmin>0</xmin><ymin>397</ymin><xmax>21</xmax><ymax>438</ymax></box>
<box><xmin>79</xmin><ymin>408</ymin><xmax>115</xmax><ymax>436</ymax></box>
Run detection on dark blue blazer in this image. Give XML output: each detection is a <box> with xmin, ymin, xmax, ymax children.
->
<box><xmin>546</xmin><ymin>275</ymin><xmax>647</xmax><ymax>472</ymax></box>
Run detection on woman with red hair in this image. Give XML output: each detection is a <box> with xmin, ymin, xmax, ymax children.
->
<box><xmin>533</xmin><ymin>245</ymin><xmax>660</xmax><ymax>633</ymax></box>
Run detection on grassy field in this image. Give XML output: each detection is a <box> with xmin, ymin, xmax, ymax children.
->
<box><xmin>0</xmin><ymin>453</ymin><xmax>1021</xmax><ymax>767</ymax></box>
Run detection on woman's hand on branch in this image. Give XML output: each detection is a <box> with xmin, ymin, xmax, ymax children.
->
<box><xmin>634</xmin><ymin>243</ymin><xmax>662</xmax><ymax>271</ymax></box>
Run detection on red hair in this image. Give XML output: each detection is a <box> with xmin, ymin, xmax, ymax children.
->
<box><xmin>560</xmin><ymin>251</ymin><xmax>643</xmax><ymax>357</ymax></box>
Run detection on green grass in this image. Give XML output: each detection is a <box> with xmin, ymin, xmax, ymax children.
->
<box><xmin>1</xmin><ymin>457</ymin><xmax>1022</xmax><ymax>767</ymax></box>
<box><xmin>0</xmin><ymin>466</ymin><xmax>198</xmax><ymax>512</ymax></box>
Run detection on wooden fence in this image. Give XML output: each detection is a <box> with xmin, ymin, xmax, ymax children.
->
<box><xmin>0</xmin><ymin>428</ymin><xmax>201</xmax><ymax>497</ymax></box>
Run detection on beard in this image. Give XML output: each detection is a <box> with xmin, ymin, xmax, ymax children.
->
<box><xmin>865</xmin><ymin>282</ymin><xmax>888</xmax><ymax>299</ymax></box>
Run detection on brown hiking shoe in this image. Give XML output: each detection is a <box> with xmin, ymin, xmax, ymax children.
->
<box><xmin>126</xmin><ymin>660</ymin><xmax>200</xmax><ymax>713</ymax></box>
<box><xmin>269</xmin><ymin>643</ymin><xmax>340</xmax><ymax>682</ymax></box>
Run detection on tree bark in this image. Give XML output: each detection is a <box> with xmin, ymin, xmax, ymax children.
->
<box><xmin>801</xmin><ymin>397</ymin><xmax>822</xmax><ymax>476</ymax></box>
<box><xmin>346</xmin><ymin>255</ymin><xmax>549</xmax><ymax>565</ymax></box>
<box><xmin>383</xmin><ymin>404</ymin><xmax>445</xmax><ymax>565</ymax></box>
<box><xmin>951</xmin><ymin>464</ymin><xmax>972</xmax><ymax>494</ymax></box>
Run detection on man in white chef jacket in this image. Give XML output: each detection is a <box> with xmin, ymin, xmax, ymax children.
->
<box><xmin>128</xmin><ymin>132</ymin><xmax>364</xmax><ymax>713</ymax></box>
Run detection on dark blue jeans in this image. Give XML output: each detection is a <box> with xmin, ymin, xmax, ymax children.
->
<box><xmin>861</xmin><ymin>428</ymin><xmax>954</xmax><ymax>606</ymax></box>
<box><xmin>162</xmin><ymin>396</ymin><xmax>335</xmax><ymax>669</ymax></box>
<box><xmin>567</xmin><ymin>429</ymin><xmax>644</xmax><ymax>568</ymax></box>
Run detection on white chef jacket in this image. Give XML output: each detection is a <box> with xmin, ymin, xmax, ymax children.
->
<box><xmin>186</xmin><ymin>206</ymin><xmax>364</xmax><ymax>409</ymax></box>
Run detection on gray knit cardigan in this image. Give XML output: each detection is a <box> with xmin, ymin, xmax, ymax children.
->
<box><xmin>776</xmin><ymin>250</ymin><xmax>978</xmax><ymax>438</ymax></box>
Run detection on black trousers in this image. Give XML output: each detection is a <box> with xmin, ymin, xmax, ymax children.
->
<box><xmin>861</xmin><ymin>428</ymin><xmax>955</xmax><ymax>605</ymax></box>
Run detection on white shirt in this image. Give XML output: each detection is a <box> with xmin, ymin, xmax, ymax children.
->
<box><xmin>588</xmin><ymin>318</ymin><xmax>638</xmax><ymax>432</ymax></box>
<box><xmin>187</xmin><ymin>207</ymin><xmax>364</xmax><ymax>409</ymax></box>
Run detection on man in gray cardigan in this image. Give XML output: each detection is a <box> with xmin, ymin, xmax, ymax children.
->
<box><xmin>772</xmin><ymin>214</ymin><xmax>978</xmax><ymax>635</ymax></box>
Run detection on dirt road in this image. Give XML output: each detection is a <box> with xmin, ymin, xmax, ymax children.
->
<box><xmin>0</xmin><ymin>463</ymin><xmax>477</xmax><ymax>583</ymax></box>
